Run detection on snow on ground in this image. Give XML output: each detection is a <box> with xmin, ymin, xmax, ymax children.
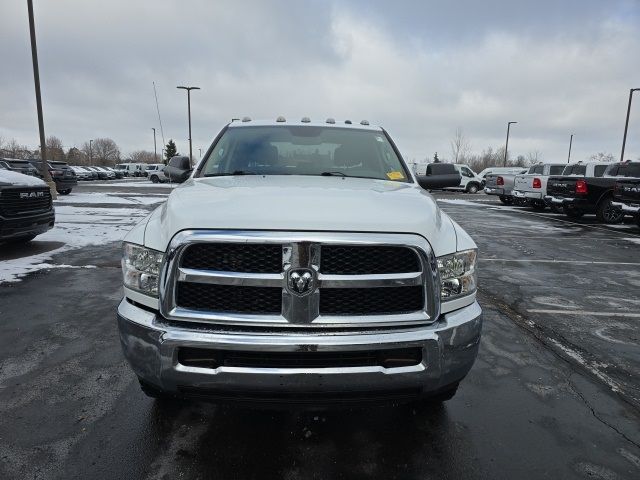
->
<box><xmin>92</xmin><ymin>181</ymin><xmax>177</xmax><ymax>189</ymax></box>
<box><xmin>437</xmin><ymin>198</ymin><xmax>489</xmax><ymax>207</ymax></box>
<box><xmin>54</xmin><ymin>191</ymin><xmax>167</xmax><ymax>206</ymax></box>
<box><xmin>0</xmin><ymin>205</ymin><xmax>150</xmax><ymax>283</ymax></box>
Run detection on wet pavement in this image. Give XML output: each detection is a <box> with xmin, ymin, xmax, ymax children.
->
<box><xmin>1</xmin><ymin>183</ymin><xmax>639</xmax><ymax>479</ymax></box>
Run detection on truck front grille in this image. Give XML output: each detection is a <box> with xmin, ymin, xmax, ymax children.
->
<box><xmin>176</xmin><ymin>283</ymin><xmax>282</xmax><ymax>314</ymax></box>
<box><xmin>0</xmin><ymin>187</ymin><xmax>52</xmax><ymax>217</ymax></box>
<box><xmin>162</xmin><ymin>232</ymin><xmax>438</xmax><ymax>328</ymax></box>
<box><xmin>320</xmin><ymin>286</ymin><xmax>424</xmax><ymax>315</ymax></box>
<box><xmin>319</xmin><ymin>245</ymin><xmax>420</xmax><ymax>274</ymax></box>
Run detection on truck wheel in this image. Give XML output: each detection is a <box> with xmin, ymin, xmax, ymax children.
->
<box><xmin>150</xmin><ymin>175</ymin><xmax>159</xmax><ymax>183</ymax></box>
<box><xmin>596</xmin><ymin>198</ymin><xmax>624</xmax><ymax>224</ymax></box>
<box><xmin>498</xmin><ymin>195</ymin><xmax>513</xmax><ymax>205</ymax></box>
<box><xmin>56</xmin><ymin>189</ymin><xmax>71</xmax><ymax>195</ymax></box>
<box><xmin>531</xmin><ymin>200</ymin><xmax>547</xmax><ymax>211</ymax></box>
<box><xmin>563</xmin><ymin>205</ymin><xmax>584</xmax><ymax>219</ymax></box>
<box><xmin>466</xmin><ymin>183</ymin><xmax>479</xmax><ymax>194</ymax></box>
<box><xmin>550</xmin><ymin>204</ymin><xmax>563</xmax><ymax>214</ymax></box>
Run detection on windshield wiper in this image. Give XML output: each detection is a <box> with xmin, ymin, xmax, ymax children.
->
<box><xmin>205</xmin><ymin>170</ymin><xmax>258</xmax><ymax>177</ymax></box>
<box><xmin>321</xmin><ymin>171</ymin><xmax>348</xmax><ymax>177</ymax></box>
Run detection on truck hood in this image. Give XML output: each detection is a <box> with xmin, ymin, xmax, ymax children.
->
<box><xmin>0</xmin><ymin>169</ymin><xmax>46</xmax><ymax>187</ymax></box>
<box><xmin>139</xmin><ymin>175</ymin><xmax>462</xmax><ymax>256</ymax></box>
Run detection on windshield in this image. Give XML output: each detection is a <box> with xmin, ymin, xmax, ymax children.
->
<box><xmin>198</xmin><ymin>126</ymin><xmax>411</xmax><ymax>182</ymax></box>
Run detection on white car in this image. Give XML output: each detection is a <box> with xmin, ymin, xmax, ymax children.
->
<box><xmin>117</xmin><ymin>118</ymin><xmax>482</xmax><ymax>405</ymax></box>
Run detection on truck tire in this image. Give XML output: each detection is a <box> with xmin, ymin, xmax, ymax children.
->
<box><xmin>596</xmin><ymin>197</ymin><xmax>624</xmax><ymax>224</ymax></box>
<box><xmin>549</xmin><ymin>204</ymin><xmax>563</xmax><ymax>214</ymax></box>
<box><xmin>466</xmin><ymin>183</ymin><xmax>479</xmax><ymax>194</ymax></box>
<box><xmin>57</xmin><ymin>189</ymin><xmax>72</xmax><ymax>195</ymax></box>
<box><xmin>563</xmin><ymin>205</ymin><xmax>584</xmax><ymax>219</ymax></box>
<box><xmin>150</xmin><ymin>175</ymin><xmax>159</xmax><ymax>184</ymax></box>
<box><xmin>498</xmin><ymin>195</ymin><xmax>513</xmax><ymax>205</ymax></box>
<box><xmin>531</xmin><ymin>200</ymin><xmax>547</xmax><ymax>211</ymax></box>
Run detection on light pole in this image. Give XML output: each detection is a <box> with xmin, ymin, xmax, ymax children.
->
<box><xmin>503</xmin><ymin>121</ymin><xmax>517</xmax><ymax>166</ymax></box>
<box><xmin>177</xmin><ymin>85</ymin><xmax>200</xmax><ymax>167</ymax></box>
<box><xmin>89</xmin><ymin>139</ymin><xmax>93</xmax><ymax>165</ymax></box>
<box><xmin>620</xmin><ymin>88</ymin><xmax>640</xmax><ymax>162</ymax></box>
<box><xmin>27</xmin><ymin>0</ymin><xmax>53</xmax><ymax>190</ymax></box>
<box><xmin>567</xmin><ymin>134</ymin><xmax>574</xmax><ymax>163</ymax></box>
<box><xmin>152</xmin><ymin>127</ymin><xmax>157</xmax><ymax>162</ymax></box>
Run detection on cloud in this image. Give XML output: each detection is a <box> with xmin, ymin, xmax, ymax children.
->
<box><xmin>1</xmin><ymin>0</ymin><xmax>639</xmax><ymax>162</ymax></box>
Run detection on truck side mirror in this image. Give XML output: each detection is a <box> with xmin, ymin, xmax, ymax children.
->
<box><xmin>416</xmin><ymin>163</ymin><xmax>462</xmax><ymax>190</ymax></box>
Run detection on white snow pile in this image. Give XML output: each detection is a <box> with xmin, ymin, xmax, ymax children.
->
<box><xmin>54</xmin><ymin>192</ymin><xmax>167</xmax><ymax>206</ymax></box>
<box><xmin>0</xmin><ymin>205</ymin><xmax>149</xmax><ymax>283</ymax></box>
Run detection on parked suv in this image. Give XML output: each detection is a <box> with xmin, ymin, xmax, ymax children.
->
<box><xmin>545</xmin><ymin>161</ymin><xmax>640</xmax><ymax>222</ymax></box>
<box><xmin>28</xmin><ymin>160</ymin><xmax>77</xmax><ymax>195</ymax></box>
<box><xmin>0</xmin><ymin>168</ymin><xmax>55</xmax><ymax>243</ymax></box>
<box><xmin>117</xmin><ymin>118</ymin><xmax>482</xmax><ymax>405</ymax></box>
<box><xmin>0</xmin><ymin>158</ymin><xmax>39</xmax><ymax>177</ymax></box>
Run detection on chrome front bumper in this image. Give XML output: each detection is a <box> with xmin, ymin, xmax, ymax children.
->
<box><xmin>611</xmin><ymin>201</ymin><xmax>640</xmax><ymax>214</ymax></box>
<box><xmin>117</xmin><ymin>299</ymin><xmax>482</xmax><ymax>400</ymax></box>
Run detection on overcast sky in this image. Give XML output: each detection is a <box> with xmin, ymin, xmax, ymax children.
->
<box><xmin>2</xmin><ymin>0</ymin><xmax>640</xmax><ymax>163</ymax></box>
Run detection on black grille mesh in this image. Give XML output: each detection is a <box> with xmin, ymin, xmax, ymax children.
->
<box><xmin>320</xmin><ymin>286</ymin><xmax>424</xmax><ymax>315</ymax></box>
<box><xmin>320</xmin><ymin>246</ymin><xmax>420</xmax><ymax>274</ymax></box>
<box><xmin>181</xmin><ymin>243</ymin><xmax>282</xmax><ymax>273</ymax></box>
<box><xmin>0</xmin><ymin>188</ymin><xmax>52</xmax><ymax>217</ymax></box>
<box><xmin>176</xmin><ymin>283</ymin><xmax>282</xmax><ymax>314</ymax></box>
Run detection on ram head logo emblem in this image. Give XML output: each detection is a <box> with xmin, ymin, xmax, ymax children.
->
<box><xmin>287</xmin><ymin>269</ymin><xmax>315</xmax><ymax>296</ymax></box>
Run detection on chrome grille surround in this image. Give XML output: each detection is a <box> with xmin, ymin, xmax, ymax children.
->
<box><xmin>159</xmin><ymin>230</ymin><xmax>441</xmax><ymax>328</ymax></box>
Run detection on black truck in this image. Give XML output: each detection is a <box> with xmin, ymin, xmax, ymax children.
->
<box><xmin>545</xmin><ymin>161</ymin><xmax>640</xmax><ymax>223</ymax></box>
<box><xmin>27</xmin><ymin>159</ymin><xmax>78</xmax><ymax>195</ymax></box>
<box><xmin>0</xmin><ymin>168</ymin><xmax>55</xmax><ymax>243</ymax></box>
<box><xmin>612</xmin><ymin>166</ymin><xmax>640</xmax><ymax>228</ymax></box>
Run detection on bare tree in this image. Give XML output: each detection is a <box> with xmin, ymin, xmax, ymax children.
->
<box><xmin>1</xmin><ymin>138</ymin><xmax>34</xmax><ymax>159</ymax></box>
<box><xmin>46</xmin><ymin>136</ymin><xmax>65</xmax><ymax>161</ymax></box>
<box><xmin>450</xmin><ymin>127</ymin><xmax>470</xmax><ymax>163</ymax></box>
<box><xmin>82</xmin><ymin>138</ymin><xmax>120</xmax><ymax>166</ymax></box>
<box><xmin>66</xmin><ymin>147</ymin><xmax>87</xmax><ymax>165</ymax></box>
<box><xmin>526</xmin><ymin>150</ymin><xmax>541</xmax><ymax>164</ymax></box>
<box><xmin>589</xmin><ymin>152</ymin><xmax>616</xmax><ymax>162</ymax></box>
<box><xmin>129</xmin><ymin>150</ymin><xmax>157</xmax><ymax>163</ymax></box>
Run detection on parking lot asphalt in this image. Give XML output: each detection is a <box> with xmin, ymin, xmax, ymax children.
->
<box><xmin>1</xmin><ymin>182</ymin><xmax>639</xmax><ymax>480</ymax></box>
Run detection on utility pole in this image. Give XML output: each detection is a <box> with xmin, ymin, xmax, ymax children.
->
<box><xmin>503</xmin><ymin>121</ymin><xmax>517</xmax><ymax>166</ymax></box>
<box><xmin>152</xmin><ymin>127</ymin><xmax>157</xmax><ymax>162</ymax></box>
<box><xmin>89</xmin><ymin>139</ymin><xmax>93</xmax><ymax>165</ymax></box>
<box><xmin>176</xmin><ymin>86</ymin><xmax>200</xmax><ymax>167</ymax></box>
<box><xmin>177</xmin><ymin>85</ymin><xmax>200</xmax><ymax>167</ymax></box>
<box><xmin>567</xmin><ymin>134</ymin><xmax>574</xmax><ymax>163</ymax></box>
<box><xmin>620</xmin><ymin>88</ymin><xmax>639</xmax><ymax>162</ymax></box>
<box><xmin>27</xmin><ymin>0</ymin><xmax>54</xmax><ymax>196</ymax></box>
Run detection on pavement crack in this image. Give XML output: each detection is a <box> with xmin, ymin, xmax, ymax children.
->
<box><xmin>565</xmin><ymin>371</ymin><xmax>640</xmax><ymax>450</ymax></box>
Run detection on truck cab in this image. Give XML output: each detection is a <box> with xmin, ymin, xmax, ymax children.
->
<box><xmin>117</xmin><ymin>118</ymin><xmax>482</xmax><ymax>406</ymax></box>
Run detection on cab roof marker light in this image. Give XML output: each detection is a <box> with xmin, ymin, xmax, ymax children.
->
<box><xmin>301</xmin><ymin>117</ymin><xmax>311</xmax><ymax>123</ymax></box>
<box><xmin>276</xmin><ymin>116</ymin><xmax>286</xmax><ymax>122</ymax></box>
<box><xmin>241</xmin><ymin>116</ymin><xmax>252</xmax><ymax>122</ymax></box>
<box><xmin>360</xmin><ymin>120</ymin><xmax>370</xmax><ymax>125</ymax></box>
<box><xmin>326</xmin><ymin>118</ymin><xmax>335</xmax><ymax>124</ymax></box>
<box><xmin>345</xmin><ymin>120</ymin><xmax>352</xmax><ymax>124</ymax></box>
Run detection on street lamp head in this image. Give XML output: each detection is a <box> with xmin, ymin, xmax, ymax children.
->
<box><xmin>508</xmin><ymin>121</ymin><xmax>518</xmax><ymax>125</ymax></box>
<box><xmin>177</xmin><ymin>86</ymin><xmax>200</xmax><ymax>91</ymax></box>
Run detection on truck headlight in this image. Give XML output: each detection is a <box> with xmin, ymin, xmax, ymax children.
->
<box><xmin>437</xmin><ymin>249</ymin><xmax>477</xmax><ymax>300</ymax></box>
<box><xmin>122</xmin><ymin>243</ymin><xmax>164</xmax><ymax>296</ymax></box>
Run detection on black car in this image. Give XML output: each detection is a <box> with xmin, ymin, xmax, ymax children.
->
<box><xmin>0</xmin><ymin>169</ymin><xmax>55</xmax><ymax>243</ymax></box>
<box><xmin>545</xmin><ymin>161</ymin><xmax>640</xmax><ymax>223</ymax></box>
<box><xmin>0</xmin><ymin>158</ymin><xmax>39</xmax><ymax>177</ymax></box>
<box><xmin>27</xmin><ymin>159</ymin><xmax>78</xmax><ymax>195</ymax></box>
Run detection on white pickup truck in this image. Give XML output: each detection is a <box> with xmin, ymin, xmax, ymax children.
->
<box><xmin>512</xmin><ymin>163</ymin><xmax>566</xmax><ymax>210</ymax></box>
<box><xmin>117</xmin><ymin>118</ymin><xmax>482</xmax><ymax>406</ymax></box>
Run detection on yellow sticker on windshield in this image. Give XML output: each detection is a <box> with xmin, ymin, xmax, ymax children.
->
<box><xmin>386</xmin><ymin>171</ymin><xmax>405</xmax><ymax>180</ymax></box>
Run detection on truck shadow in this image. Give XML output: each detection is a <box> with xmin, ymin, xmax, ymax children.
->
<box><xmin>146</xmin><ymin>399</ymin><xmax>480</xmax><ymax>480</ymax></box>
